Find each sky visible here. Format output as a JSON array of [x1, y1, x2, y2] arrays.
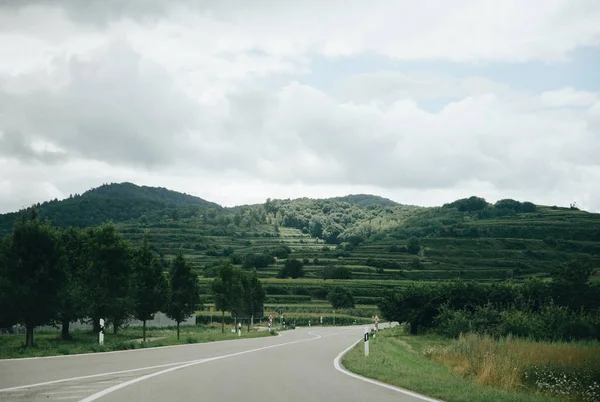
[[1, 0, 600, 212]]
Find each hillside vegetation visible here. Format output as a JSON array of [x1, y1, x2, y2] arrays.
[[1, 183, 599, 308], [0, 182, 220, 233]]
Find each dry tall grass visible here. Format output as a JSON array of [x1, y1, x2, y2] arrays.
[[422, 333, 600, 401]]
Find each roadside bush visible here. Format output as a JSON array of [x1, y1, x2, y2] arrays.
[[434, 306, 471, 338], [434, 304, 600, 342]]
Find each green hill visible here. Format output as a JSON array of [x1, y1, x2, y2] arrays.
[[1, 183, 599, 309], [0, 182, 220, 234]]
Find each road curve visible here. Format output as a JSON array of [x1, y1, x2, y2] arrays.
[[0, 325, 432, 402]]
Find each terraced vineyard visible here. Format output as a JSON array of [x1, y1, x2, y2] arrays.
[[2, 183, 599, 321], [114, 206, 600, 317]]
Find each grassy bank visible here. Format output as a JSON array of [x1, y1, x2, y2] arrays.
[[424, 333, 600, 401], [342, 326, 571, 402], [0, 324, 275, 359]]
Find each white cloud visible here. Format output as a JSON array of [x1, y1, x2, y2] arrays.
[[541, 87, 599, 107]]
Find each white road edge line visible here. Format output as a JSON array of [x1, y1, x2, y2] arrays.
[[80, 331, 323, 402], [333, 339, 443, 402]]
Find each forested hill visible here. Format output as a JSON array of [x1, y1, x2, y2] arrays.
[[0, 182, 221, 234]]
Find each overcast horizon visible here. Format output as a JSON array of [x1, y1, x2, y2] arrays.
[[1, 1, 600, 214]]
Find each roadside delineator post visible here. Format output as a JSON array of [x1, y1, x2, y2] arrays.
[[99, 318, 105, 345], [374, 315, 379, 338], [364, 326, 369, 357], [238, 322, 241, 337]]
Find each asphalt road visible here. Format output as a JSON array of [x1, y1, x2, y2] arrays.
[[0, 325, 436, 402]]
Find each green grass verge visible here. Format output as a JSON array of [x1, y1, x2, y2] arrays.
[[0, 324, 274, 359], [341, 326, 555, 402]]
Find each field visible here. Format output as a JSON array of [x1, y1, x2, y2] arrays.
[[342, 325, 600, 402], [0, 324, 274, 359]]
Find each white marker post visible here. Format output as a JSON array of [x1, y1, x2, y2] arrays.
[[238, 322, 241, 337], [374, 315, 379, 338], [364, 326, 369, 357], [99, 318, 105, 346]]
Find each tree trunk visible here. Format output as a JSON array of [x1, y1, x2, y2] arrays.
[[143, 320, 147, 342], [61, 319, 72, 340], [221, 310, 225, 333], [25, 324, 34, 347], [177, 321, 180, 340]]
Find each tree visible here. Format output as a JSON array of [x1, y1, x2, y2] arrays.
[[166, 251, 201, 340], [211, 262, 243, 333], [550, 259, 594, 311], [277, 258, 304, 279], [0, 234, 21, 332], [2, 207, 65, 347], [132, 233, 169, 342], [85, 223, 133, 336], [57, 227, 89, 340], [309, 219, 323, 238], [521, 201, 536, 213], [241, 269, 265, 331], [327, 287, 355, 309], [407, 237, 421, 255], [443, 196, 488, 212]]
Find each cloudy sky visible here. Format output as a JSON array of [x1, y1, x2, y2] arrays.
[[1, 0, 600, 213]]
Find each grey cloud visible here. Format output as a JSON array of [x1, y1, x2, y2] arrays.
[[0, 39, 199, 168], [0, 0, 253, 25], [0, 0, 174, 25], [0, 129, 67, 164]]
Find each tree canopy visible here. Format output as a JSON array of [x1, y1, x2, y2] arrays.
[[1, 207, 65, 346], [166, 251, 201, 340]]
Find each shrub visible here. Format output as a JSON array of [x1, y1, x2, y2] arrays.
[[277, 258, 304, 279], [323, 266, 352, 280], [434, 305, 471, 338], [407, 237, 421, 254], [327, 287, 355, 309], [311, 287, 329, 300]]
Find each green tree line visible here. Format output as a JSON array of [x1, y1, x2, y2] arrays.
[[378, 260, 600, 340], [0, 206, 266, 346]]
